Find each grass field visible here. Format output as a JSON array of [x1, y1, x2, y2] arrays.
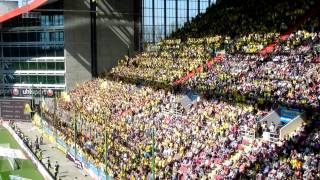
[[0, 126, 43, 180]]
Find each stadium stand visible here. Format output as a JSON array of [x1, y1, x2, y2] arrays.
[[171, 0, 320, 38], [38, 0, 320, 179], [183, 31, 320, 109]]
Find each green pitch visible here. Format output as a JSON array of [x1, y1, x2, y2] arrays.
[[0, 126, 44, 180]]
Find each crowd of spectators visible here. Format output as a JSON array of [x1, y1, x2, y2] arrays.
[[39, 3, 320, 177], [42, 76, 320, 179], [1, 0, 318, 179], [44, 81, 271, 178], [111, 30, 320, 109], [172, 0, 319, 38], [184, 31, 320, 109], [111, 33, 281, 87], [36, 24, 320, 178], [208, 119, 320, 179], [111, 38, 212, 86]]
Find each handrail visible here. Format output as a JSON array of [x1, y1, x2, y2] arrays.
[[240, 129, 256, 139], [259, 110, 277, 122], [279, 113, 305, 140]]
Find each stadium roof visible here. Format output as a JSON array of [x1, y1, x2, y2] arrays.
[[0, 0, 57, 23]]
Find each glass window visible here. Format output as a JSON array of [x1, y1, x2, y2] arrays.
[[20, 62, 29, 69], [55, 46, 64, 57], [47, 62, 56, 70], [3, 47, 16, 57], [142, 0, 211, 43], [20, 76, 29, 84], [41, 16, 46, 26], [38, 76, 47, 84], [38, 62, 47, 70], [29, 62, 38, 70], [190, 0, 199, 20], [20, 47, 29, 57], [56, 62, 65, 70], [6, 62, 20, 70], [59, 32, 64, 41], [50, 32, 56, 41], [28, 47, 37, 57], [144, 7, 152, 25], [56, 76, 65, 84], [47, 76, 56, 84], [30, 76, 38, 84], [5, 75, 19, 83], [19, 33, 28, 42], [28, 32, 38, 42], [37, 47, 47, 57], [4, 75, 66, 85], [144, 0, 152, 8], [59, 15, 64, 26]]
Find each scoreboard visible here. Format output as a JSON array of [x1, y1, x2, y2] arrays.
[[0, 99, 31, 121]]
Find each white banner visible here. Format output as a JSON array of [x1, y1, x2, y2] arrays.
[[263, 132, 270, 141], [9, 175, 32, 180], [0, 147, 27, 160]]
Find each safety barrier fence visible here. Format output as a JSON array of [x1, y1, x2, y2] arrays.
[[2, 121, 53, 180], [34, 120, 110, 180]]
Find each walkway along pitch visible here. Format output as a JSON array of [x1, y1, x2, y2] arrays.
[[15, 122, 92, 180]]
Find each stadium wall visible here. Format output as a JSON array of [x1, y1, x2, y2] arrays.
[[64, 0, 92, 91], [64, 0, 138, 90], [96, 0, 137, 74]]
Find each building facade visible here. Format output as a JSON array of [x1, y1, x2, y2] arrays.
[[0, 0, 64, 97], [142, 0, 215, 43], [0, 0, 214, 98]]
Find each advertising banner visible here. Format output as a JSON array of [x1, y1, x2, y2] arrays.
[[39, 125, 109, 180], [56, 138, 67, 153], [0, 147, 27, 160]]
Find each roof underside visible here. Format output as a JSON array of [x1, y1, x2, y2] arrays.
[[0, 0, 57, 23]]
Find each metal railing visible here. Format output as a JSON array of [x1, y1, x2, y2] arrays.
[[162, 105, 183, 121], [269, 132, 280, 143], [240, 128, 255, 139]]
